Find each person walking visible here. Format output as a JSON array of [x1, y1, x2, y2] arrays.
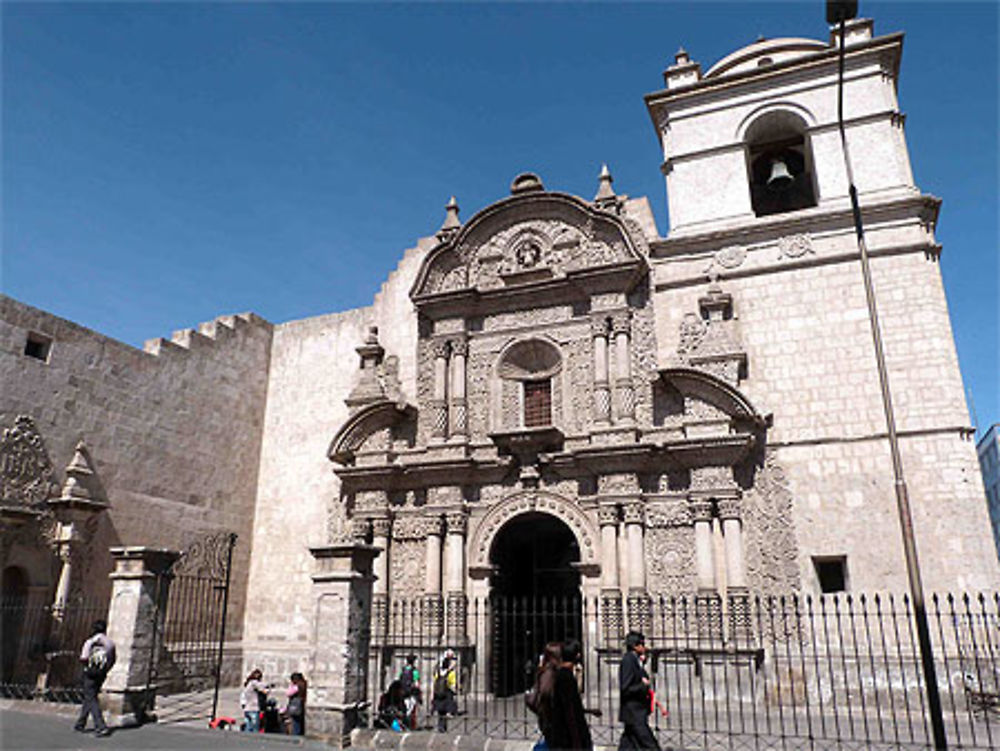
[[525, 642, 562, 749], [240, 669, 268, 732], [617, 631, 660, 751], [74, 619, 116, 737], [548, 639, 593, 751], [399, 653, 421, 730], [431, 650, 458, 732]]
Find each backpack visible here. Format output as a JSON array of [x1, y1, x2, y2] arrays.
[[399, 665, 415, 696], [433, 671, 450, 700], [85, 642, 109, 678]]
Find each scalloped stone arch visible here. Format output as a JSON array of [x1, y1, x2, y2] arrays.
[[468, 490, 599, 571]]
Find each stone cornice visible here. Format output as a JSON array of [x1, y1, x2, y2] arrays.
[[649, 193, 941, 259], [334, 431, 757, 492]]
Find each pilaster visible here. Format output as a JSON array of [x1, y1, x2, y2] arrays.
[[103, 547, 180, 726], [308, 544, 379, 747]]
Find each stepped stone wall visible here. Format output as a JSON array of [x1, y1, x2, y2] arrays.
[[0, 294, 273, 637]]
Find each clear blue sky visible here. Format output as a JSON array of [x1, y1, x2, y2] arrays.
[[3, 2, 997, 432]]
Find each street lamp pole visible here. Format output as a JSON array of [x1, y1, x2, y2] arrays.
[[827, 2, 947, 747]]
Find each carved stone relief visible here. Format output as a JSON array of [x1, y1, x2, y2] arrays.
[[0, 415, 59, 506], [742, 450, 801, 595], [646, 527, 696, 595], [389, 539, 425, 597]]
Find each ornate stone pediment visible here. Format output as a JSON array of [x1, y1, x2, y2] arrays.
[[411, 189, 648, 305], [0, 415, 59, 508], [327, 401, 417, 466]]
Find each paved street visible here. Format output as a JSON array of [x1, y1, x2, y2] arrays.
[[0, 706, 330, 750]]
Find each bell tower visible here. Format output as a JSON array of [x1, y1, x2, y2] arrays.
[[645, 18, 918, 235], [643, 18, 996, 594]]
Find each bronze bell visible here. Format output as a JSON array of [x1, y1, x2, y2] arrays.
[[767, 157, 794, 192]]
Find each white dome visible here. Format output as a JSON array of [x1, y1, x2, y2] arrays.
[[704, 37, 828, 78]]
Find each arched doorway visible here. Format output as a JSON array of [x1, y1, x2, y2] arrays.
[[2, 566, 29, 685], [489, 512, 582, 696]]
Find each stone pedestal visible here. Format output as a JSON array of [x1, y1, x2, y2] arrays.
[[308, 544, 380, 748], [102, 547, 180, 727]]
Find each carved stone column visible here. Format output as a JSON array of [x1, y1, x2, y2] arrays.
[[444, 509, 468, 644], [611, 311, 635, 423], [691, 499, 721, 641], [103, 547, 180, 726], [623, 501, 650, 634], [308, 544, 379, 747], [598, 504, 623, 645], [370, 516, 392, 644], [719, 496, 751, 640], [423, 516, 444, 641], [47, 441, 108, 614], [431, 339, 450, 441], [449, 337, 469, 441], [591, 316, 611, 425]]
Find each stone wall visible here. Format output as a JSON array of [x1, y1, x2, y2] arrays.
[[651, 233, 998, 593], [0, 295, 273, 638], [241, 238, 432, 677]]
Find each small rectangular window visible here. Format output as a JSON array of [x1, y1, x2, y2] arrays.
[[24, 332, 52, 362], [813, 556, 848, 593], [523, 380, 552, 427]]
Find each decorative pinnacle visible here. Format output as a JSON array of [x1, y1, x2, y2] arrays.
[[594, 163, 617, 202], [674, 47, 690, 65], [440, 196, 461, 232]]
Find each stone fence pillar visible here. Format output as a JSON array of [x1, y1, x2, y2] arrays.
[[309, 544, 380, 748], [103, 546, 180, 726]]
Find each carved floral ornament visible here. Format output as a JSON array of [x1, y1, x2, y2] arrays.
[[468, 490, 599, 570]]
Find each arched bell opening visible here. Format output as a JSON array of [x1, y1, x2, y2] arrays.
[[488, 512, 582, 696]]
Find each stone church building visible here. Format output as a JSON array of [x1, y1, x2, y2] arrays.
[[2, 17, 997, 684]]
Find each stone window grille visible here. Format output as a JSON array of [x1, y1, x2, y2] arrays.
[[24, 332, 52, 362], [523, 379, 552, 427]]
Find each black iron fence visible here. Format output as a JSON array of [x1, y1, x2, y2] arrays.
[[0, 594, 108, 702], [368, 593, 1000, 750]]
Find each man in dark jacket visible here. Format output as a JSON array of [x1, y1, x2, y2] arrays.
[[617, 631, 659, 751]]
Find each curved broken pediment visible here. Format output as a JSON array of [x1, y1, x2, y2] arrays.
[[411, 191, 648, 304], [327, 401, 417, 466], [657, 367, 768, 432]]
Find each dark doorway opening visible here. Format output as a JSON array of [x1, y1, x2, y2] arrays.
[[489, 512, 581, 696], [2, 566, 29, 685]]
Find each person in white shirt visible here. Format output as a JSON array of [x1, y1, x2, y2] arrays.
[[75, 619, 116, 737]]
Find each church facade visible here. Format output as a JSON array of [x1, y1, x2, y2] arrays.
[[2, 17, 996, 681]]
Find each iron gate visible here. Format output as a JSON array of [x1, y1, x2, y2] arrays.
[[148, 532, 236, 721]]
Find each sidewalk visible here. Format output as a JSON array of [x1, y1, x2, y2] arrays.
[[0, 703, 329, 750]]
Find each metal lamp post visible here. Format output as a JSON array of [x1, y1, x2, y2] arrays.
[[827, 1, 947, 747]]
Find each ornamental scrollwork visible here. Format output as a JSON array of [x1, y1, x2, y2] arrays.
[[172, 531, 236, 579]]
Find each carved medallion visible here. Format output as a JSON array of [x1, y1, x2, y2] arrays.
[[777, 233, 814, 260]]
